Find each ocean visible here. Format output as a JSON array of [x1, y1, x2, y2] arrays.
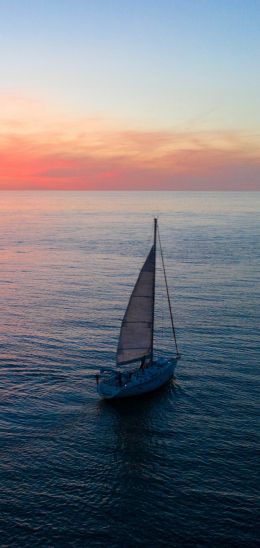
[[0, 191, 259, 547]]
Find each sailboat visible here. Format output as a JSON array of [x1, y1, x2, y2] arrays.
[[97, 218, 181, 399]]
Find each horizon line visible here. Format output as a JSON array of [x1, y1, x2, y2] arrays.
[[0, 189, 259, 193]]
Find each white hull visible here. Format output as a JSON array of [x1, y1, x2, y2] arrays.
[[97, 357, 178, 400]]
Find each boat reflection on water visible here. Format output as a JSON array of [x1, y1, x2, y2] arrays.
[[94, 379, 182, 544]]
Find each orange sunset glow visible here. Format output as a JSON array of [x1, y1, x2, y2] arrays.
[[1, 95, 259, 190]]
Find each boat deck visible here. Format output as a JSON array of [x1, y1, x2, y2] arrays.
[[97, 357, 178, 399]]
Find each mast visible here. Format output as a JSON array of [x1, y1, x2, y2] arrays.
[[151, 217, 157, 365], [158, 226, 180, 358]]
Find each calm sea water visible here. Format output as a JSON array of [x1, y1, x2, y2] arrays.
[[0, 191, 259, 547]]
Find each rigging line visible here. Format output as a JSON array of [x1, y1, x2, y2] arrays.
[[157, 226, 180, 357], [151, 218, 157, 365]]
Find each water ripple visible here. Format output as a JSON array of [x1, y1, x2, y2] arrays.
[[0, 192, 259, 547]]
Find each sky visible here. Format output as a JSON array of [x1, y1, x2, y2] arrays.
[[0, 0, 259, 190]]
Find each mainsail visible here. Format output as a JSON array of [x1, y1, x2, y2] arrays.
[[116, 245, 155, 366]]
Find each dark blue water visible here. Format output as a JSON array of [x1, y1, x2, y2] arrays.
[[0, 192, 259, 547]]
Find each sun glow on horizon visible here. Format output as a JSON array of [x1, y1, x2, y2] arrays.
[[0, 94, 259, 191]]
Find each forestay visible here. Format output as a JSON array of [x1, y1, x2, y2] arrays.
[[116, 245, 155, 366]]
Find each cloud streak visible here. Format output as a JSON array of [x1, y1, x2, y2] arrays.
[[0, 94, 259, 190]]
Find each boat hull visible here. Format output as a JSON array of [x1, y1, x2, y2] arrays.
[[97, 358, 177, 400]]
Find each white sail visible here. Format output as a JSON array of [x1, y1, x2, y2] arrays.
[[116, 245, 155, 366]]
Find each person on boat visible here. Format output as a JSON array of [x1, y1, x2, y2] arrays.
[[140, 356, 146, 371]]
